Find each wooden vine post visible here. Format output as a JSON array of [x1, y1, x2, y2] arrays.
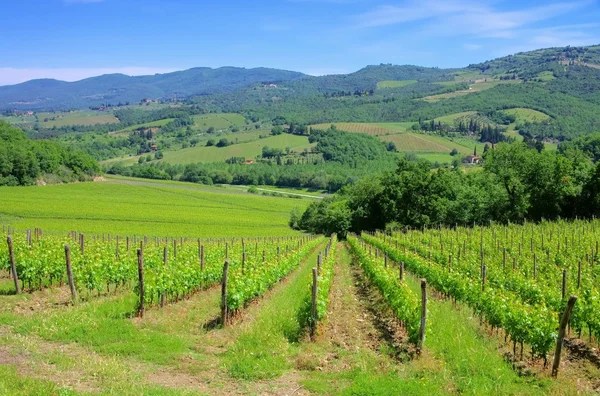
[[562, 270, 567, 299], [161, 247, 168, 307], [418, 279, 427, 353], [200, 244, 205, 271], [7, 236, 21, 294], [79, 233, 85, 255], [399, 261, 404, 281], [310, 267, 318, 339], [481, 265, 487, 291], [137, 248, 145, 318], [552, 295, 577, 378], [221, 260, 230, 327], [64, 244, 78, 303], [317, 252, 322, 274]]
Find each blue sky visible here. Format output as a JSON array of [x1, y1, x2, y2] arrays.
[[0, 0, 599, 85]]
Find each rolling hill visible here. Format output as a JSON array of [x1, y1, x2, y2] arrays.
[[0, 67, 306, 111]]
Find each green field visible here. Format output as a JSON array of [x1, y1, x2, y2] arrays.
[[0, 177, 309, 237], [104, 133, 312, 166], [192, 113, 246, 130], [376, 80, 417, 89], [109, 119, 174, 136], [504, 107, 551, 125], [422, 80, 521, 102], [0, 114, 36, 125], [38, 110, 119, 127], [310, 121, 484, 160], [372, 122, 414, 133], [379, 133, 482, 157], [433, 111, 477, 124], [311, 122, 398, 135]]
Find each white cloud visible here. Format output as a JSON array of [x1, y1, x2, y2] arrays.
[[354, 0, 593, 39], [301, 67, 351, 76], [0, 67, 179, 86], [463, 44, 483, 51]]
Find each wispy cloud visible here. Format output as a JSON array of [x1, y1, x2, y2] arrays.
[[463, 44, 482, 51], [301, 67, 351, 76], [0, 67, 179, 86], [354, 0, 593, 38]]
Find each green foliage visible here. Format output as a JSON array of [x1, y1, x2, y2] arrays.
[[298, 237, 337, 333], [0, 121, 99, 185], [348, 236, 420, 343], [364, 231, 557, 358], [226, 237, 323, 311], [299, 141, 597, 235], [216, 138, 231, 147]]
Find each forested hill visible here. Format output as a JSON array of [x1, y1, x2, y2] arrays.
[[0, 121, 99, 185], [4, 44, 600, 140], [0, 67, 306, 111], [188, 44, 600, 140]]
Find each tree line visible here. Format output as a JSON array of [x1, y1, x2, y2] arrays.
[[0, 122, 100, 186], [295, 141, 600, 237]]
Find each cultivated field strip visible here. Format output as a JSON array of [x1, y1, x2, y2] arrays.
[[361, 219, 600, 367], [0, 230, 320, 316]]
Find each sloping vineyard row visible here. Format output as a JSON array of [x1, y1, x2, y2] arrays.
[[367, 219, 600, 343], [362, 232, 558, 358], [348, 235, 421, 344], [0, 231, 317, 309]]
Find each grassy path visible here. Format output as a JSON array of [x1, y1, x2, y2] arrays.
[[297, 244, 447, 395], [401, 273, 557, 395], [321, 242, 591, 395], [224, 241, 327, 381]]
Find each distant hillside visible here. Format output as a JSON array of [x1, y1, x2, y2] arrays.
[[0, 67, 306, 111], [284, 64, 455, 94]]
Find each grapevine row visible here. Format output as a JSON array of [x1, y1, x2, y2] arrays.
[[348, 235, 421, 344]]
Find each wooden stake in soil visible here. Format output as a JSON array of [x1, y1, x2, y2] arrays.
[[161, 247, 167, 307], [399, 262, 404, 281], [137, 248, 145, 318], [562, 269, 567, 299], [552, 295, 577, 378], [79, 233, 85, 255], [317, 252, 322, 274], [221, 260, 230, 327], [418, 279, 427, 353], [7, 236, 21, 294], [481, 265, 487, 291], [64, 245, 78, 303], [310, 267, 318, 339], [200, 244, 205, 271]]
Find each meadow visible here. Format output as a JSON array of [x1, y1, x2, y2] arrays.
[[192, 113, 246, 131], [0, 177, 309, 237], [376, 79, 417, 89], [422, 79, 521, 102], [104, 133, 313, 166], [108, 119, 174, 136], [38, 111, 119, 127]]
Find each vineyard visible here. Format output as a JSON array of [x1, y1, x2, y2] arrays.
[[1, 221, 599, 394], [361, 219, 600, 368]]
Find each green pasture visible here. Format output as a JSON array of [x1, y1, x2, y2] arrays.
[[376, 80, 417, 89], [0, 177, 309, 237], [192, 113, 246, 131]]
